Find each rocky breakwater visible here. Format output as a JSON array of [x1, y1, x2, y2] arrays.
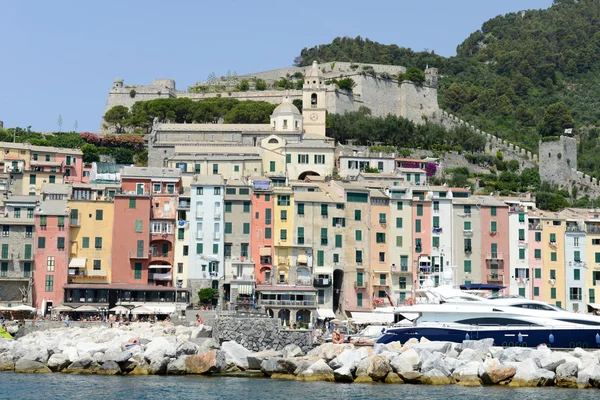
[[258, 338, 600, 389]]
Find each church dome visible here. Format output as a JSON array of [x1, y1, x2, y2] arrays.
[[114, 77, 123, 83], [272, 96, 300, 115], [304, 61, 322, 81]]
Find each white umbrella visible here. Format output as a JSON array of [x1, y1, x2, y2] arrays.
[[74, 305, 99, 312], [12, 305, 36, 312], [109, 305, 130, 314], [131, 306, 155, 315], [52, 305, 74, 312]]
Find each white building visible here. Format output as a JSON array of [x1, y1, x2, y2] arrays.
[[188, 175, 225, 300], [430, 187, 454, 287]]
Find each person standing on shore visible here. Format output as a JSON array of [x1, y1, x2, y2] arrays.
[[65, 314, 70, 328]]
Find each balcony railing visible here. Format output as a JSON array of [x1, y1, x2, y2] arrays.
[[566, 225, 584, 232], [258, 299, 316, 307], [313, 277, 332, 287], [151, 251, 169, 258], [488, 273, 504, 282], [70, 218, 80, 227], [129, 251, 149, 259], [149, 272, 172, 280], [485, 252, 504, 260], [391, 265, 410, 274], [68, 269, 86, 277], [225, 274, 255, 281], [354, 280, 368, 289], [296, 279, 313, 286], [87, 270, 107, 277]]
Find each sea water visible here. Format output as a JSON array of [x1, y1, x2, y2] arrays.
[[0, 373, 598, 400]]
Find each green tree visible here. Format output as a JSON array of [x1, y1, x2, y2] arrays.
[[81, 143, 100, 164], [255, 79, 267, 91], [540, 102, 575, 136], [198, 288, 216, 305], [103, 105, 130, 133], [113, 148, 134, 164], [135, 149, 148, 167], [237, 79, 250, 92]]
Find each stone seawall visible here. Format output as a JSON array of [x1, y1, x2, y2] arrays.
[[212, 317, 312, 353]]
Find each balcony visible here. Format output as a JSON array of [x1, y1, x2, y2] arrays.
[[313, 277, 332, 287], [517, 240, 528, 247], [87, 270, 107, 277], [432, 227, 443, 234], [391, 265, 411, 274], [566, 225, 584, 233], [258, 299, 316, 307], [68, 269, 86, 277], [372, 280, 390, 287], [69, 219, 80, 227], [354, 280, 369, 289], [485, 252, 504, 260], [214, 212, 221, 219], [149, 272, 172, 281], [529, 223, 542, 230], [129, 251, 149, 260], [177, 201, 191, 210], [488, 273, 504, 282], [225, 274, 255, 281], [549, 241, 558, 248], [463, 229, 473, 236], [296, 278, 313, 287]]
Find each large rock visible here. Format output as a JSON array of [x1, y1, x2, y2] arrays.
[[398, 370, 422, 383], [197, 338, 221, 354], [423, 368, 454, 385], [457, 348, 485, 363], [329, 347, 369, 371], [367, 354, 391, 381], [452, 361, 482, 386], [577, 363, 600, 388], [333, 366, 354, 383], [292, 356, 321, 375], [247, 350, 283, 370], [185, 350, 226, 375], [538, 368, 556, 386], [384, 372, 405, 384], [396, 347, 420, 369], [282, 344, 304, 358], [297, 359, 334, 382], [47, 353, 70, 372], [15, 359, 51, 374], [460, 338, 494, 353], [411, 342, 453, 355], [539, 352, 566, 372], [307, 343, 354, 361], [144, 337, 177, 363], [420, 352, 451, 377], [190, 325, 212, 339], [221, 341, 253, 370], [66, 356, 101, 374], [148, 356, 170, 375], [167, 357, 187, 375], [114, 351, 133, 364], [354, 355, 374, 383], [76, 342, 108, 355], [556, 361, 578, 388], [0, 353, 14, 371], [481, 364, 516, 384], [509, 358, 542, 387], [389, 355, 414, 374], [176, 342, 198, 357], [97, 360, 121, 375]]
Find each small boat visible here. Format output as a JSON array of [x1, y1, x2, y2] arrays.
[[0, 326, 13, 340]]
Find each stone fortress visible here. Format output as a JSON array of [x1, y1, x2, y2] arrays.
[[100, 60, 599, 197]]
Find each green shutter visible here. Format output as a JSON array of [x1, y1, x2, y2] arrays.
[[82, 237, 89, 248], [297, 203, 304, 215], [464, 260, 471, 272], [135, 220, 142, 232], [433, 216, 439, 228], [519, 248, 525, 260], [534, 249, 541, 259], [265, 228, 272, 239], [225, 202, 232, 213], [535, 232, 541, 242], [354, 210, 361, 221], [534, 287, 540, 296], [574, 269, 580, 280], [535, 268, 541, 279], [464, 221, 471, 230], [335, 235, 342, 248], [134, 262, 142, 279], [317, 250, 324, 266], [39, 237, 47, 249], [417, 204, 423, 216], [270, 161, 275, 172], [213, 244, 218, 254], [396, 218, 403, 228], [129, 198, 136, 208], [197, 243, 203, 254], [491, 206, 497, 216], [551, 252, 557, 262], [550, 233, 556, 242], [432, 236, 439, 248], [491, 221, 497, 232], [178, 228, 184, 240], [551, 288, 556, 299], [243, 223, 250, 234], [396, 236, 403, 247], [225, 223, 232, 234], [415, 219, 421, 232], [355, 230, 362, 241], [286, 154, 291, 163]]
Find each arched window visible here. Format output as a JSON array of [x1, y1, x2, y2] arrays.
[[268, 138, 279, 144], [311, 93, 317, 108]]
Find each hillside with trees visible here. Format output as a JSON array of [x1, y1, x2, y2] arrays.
[[295, 0, 600, 180]]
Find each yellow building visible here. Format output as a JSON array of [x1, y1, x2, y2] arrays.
[[68, 198, 115, 283], [584, 217, 600, 308], [273, 186, 294, 283], [541, 213, 566, 307]]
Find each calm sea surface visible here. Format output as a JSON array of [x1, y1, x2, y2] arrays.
[[0, 373, 598, 400]]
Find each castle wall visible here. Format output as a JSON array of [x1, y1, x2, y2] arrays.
[[398, 82, 439, 123], [538, 136, 577, 185]]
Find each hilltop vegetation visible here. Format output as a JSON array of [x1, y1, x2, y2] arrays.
[[295, 0, 600, 179]]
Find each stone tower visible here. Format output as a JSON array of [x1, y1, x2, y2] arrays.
[[302, 61, 327, 136], [538, 135, 577, 188], [113, 77, 124, 89]]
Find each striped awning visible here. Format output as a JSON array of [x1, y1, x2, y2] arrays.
[[259, 247, 271, 256], [237, 283, 253, 295], [297, 255, 308, 264], [69, 258, 87, 269]]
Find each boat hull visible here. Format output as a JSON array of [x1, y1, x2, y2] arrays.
[[376, 326, 600, 349]]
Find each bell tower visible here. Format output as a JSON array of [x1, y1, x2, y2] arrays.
[[302, 61, 327, 136]]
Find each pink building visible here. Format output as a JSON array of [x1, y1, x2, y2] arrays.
[[56, 151, 85, 184], [33, 200, 70, 314], [250, 178, 274, 284], [412, 197, 432, 288], [479, 199, 510, 286]]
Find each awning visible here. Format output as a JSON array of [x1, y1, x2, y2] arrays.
[[150, 306, 175, 314], [109, 305, 131, 314], [259, 247, 272, 256], [297, 255, 308, 264], [587, 303, 600, 311], [237, 283, 253, 295], [419, 257, 431, 263], [148, 265, 172, 270], [131, 306, 155, 315], [374, 270, 389, 274], [52, 305, 74, 312], [69, 258, 87, 269], [74, 305, 98, 312], [11, 305, 36, 312], [316, 308, 335, 319], [350, 311, 393, 324]]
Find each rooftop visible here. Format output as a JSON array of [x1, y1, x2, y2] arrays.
[[42, 183, 70, 195], [3, 195, 40, 205], [37, 199, 67, 215], [156, 123, 272, 132], [0, 141, 83, 155], [192, 175, 224, 186], [121, 166, 181, 179]]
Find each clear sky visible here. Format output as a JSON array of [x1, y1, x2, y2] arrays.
[[0, 0, 552, 133]]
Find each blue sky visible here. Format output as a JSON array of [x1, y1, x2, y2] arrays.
[[0, 0, 552, 133]]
